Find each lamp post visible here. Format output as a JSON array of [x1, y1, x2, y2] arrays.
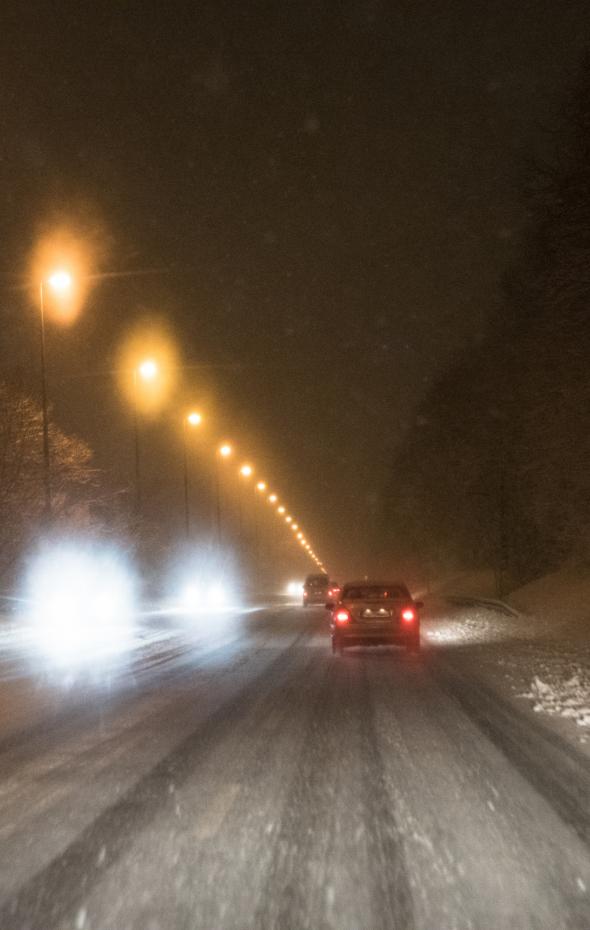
[[133, 358, 158, 519], [255, 481, 267, 578], [238, 464, 255, 587], [215, 443, 233, 544], [38, 270, 73, 520], [182, 411, 202, 538], [238, 464, 253, 543]]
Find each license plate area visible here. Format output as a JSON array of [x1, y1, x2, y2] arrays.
[[361, 608, 392, 619]]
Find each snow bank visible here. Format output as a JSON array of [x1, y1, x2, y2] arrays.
[[434, 562, 590, 740], [522, 672, 590, 729], [506, 562, 590, 634], [424, 603, 515, 645]]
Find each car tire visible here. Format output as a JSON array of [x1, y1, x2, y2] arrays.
[[407, 634, 421, 653]]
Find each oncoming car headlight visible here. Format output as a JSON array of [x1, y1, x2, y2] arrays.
[[286, 581, 303, 598], [21, 542, 137, 668], [179, 581, 230, 614]]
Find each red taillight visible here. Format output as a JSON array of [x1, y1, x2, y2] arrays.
[[401, 607, 416, 623], [335, 609, 351, 624]]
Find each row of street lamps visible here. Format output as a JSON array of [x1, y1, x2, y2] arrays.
[[36, 267, 326, 573], [177, 407, 326, 572]]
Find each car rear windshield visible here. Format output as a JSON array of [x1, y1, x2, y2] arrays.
[[305, 575, 329, 587], [342, 585, 410, 600]]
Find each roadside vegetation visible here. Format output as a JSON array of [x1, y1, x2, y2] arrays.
[[381, 58, 590, 595]]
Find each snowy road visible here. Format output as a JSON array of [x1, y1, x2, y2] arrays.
[[1, 604, 590, 930]]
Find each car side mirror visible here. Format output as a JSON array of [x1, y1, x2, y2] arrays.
[[325, 601, 335, 610], [415, 600, 424, 610]]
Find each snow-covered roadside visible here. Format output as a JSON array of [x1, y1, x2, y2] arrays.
[[423, 564, 590, 751], [523, 671, 590, 729], [507, 565, 590, 736]]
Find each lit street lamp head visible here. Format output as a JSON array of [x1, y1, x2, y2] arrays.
[[277, 505, 286, 514], [268, 494, 278, 504], [240, 464, 253, 478], [138, 358, 158, 381], [256, 481, 267, 492], [187, 411, 202, 426], [47, 269, 73, 293], [219, 443, 233, 458]]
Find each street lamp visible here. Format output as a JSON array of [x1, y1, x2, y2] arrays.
[[38, 269, 73, 519], [138, 358, 158, 381], [47, 270, 72, 293], [254, 482, 267, 583], [133, 357, 159, 518], [182, 411, 202, 538], [237, 464, 253, 540], [215, 443, 233, 543]]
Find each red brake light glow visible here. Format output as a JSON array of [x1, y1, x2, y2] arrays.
[[402, 607, 415, 623], [335, 609, 351, 624]]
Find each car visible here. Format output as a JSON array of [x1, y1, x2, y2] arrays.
[[302, 573, 330, 606], [328, 581, 423, 654], [326, 581, 341, 601]]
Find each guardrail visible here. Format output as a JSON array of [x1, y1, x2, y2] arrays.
[[444, 595, 520, 618]]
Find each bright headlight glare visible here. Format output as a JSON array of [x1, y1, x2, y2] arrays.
[[179, 580, 231, 614], [181, 583, 201, 611], [22, 543, 137, 667], [286, 581, 303, 597], [207, 584, 227, 608]]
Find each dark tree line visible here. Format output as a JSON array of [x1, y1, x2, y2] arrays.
[[380, 59, 590, 595]]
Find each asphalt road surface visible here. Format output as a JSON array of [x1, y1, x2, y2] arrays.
[[1, 604, 590, 930]]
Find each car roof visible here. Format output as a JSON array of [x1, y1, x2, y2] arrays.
[[342, 580, 409, 589]]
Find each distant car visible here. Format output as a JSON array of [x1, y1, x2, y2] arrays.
[[326, 581, 341, 601], [302, 573, 330, 606], [328, 581, 423, 654]]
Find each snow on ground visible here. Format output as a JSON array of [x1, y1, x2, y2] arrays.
[[424, 603, 513, 645], [523, 671, 590, 729], [0, 602, 299, 741], [425, 563, 590, 745], [506, 564, 590, 732]]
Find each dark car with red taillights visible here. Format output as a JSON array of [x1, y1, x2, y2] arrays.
[[328, 581, 422, 654], [302, 573, 330, 606]]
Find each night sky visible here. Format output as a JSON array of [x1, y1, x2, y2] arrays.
[[1, 1, 589, 576]]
